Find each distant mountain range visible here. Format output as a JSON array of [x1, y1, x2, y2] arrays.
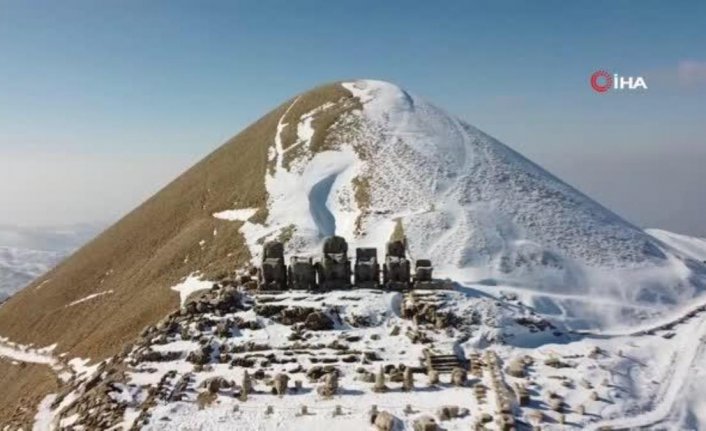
[[0, 247, 64, 301], [0, 224, 100, 300]]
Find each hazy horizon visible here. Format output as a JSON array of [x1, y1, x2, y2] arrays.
[[1, 1, 704, 236], [1, 124, 704, 239]]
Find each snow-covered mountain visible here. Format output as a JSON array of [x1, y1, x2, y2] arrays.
[[0, 224, 99, 301], [0, 247, 65, 301], [221, 79, 705, 329], [1, 79, 705, 430]]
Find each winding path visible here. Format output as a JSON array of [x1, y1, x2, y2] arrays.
[[585, 314, 706, 430]]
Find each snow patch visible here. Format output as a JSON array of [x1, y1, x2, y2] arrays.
[[212, 208, 257, 222], [68, 356, 99, 379], [32, 394, 57, 431], [0, 337, 56, 365], [237, 113, 365, 262], [170, 274, 211, 306], [65, 290, 113, 307], [35, 279, 51, 290]]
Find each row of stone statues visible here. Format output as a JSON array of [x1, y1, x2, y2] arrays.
[[258, 236, 435, 291]]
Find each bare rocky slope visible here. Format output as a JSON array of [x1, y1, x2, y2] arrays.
[[0, 83, 355, 425]]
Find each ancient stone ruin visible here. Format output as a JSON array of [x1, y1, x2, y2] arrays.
[[257, 236, 447, 291]]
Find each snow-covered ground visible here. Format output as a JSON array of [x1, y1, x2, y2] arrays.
[[648, 228, 706, 262], [26, 281, 706, 430]]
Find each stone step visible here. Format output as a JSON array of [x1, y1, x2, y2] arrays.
[[432, 364, 464, 372], [431, 362, 462, 367], [430, 359, 461, 365]]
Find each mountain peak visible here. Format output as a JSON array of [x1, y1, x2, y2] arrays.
[[2, 79, 701, 366], [2, 79, 706, 428], [215, 79, 701, 328]]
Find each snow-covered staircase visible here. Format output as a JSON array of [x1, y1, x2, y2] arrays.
[[423, 349, 466, 373]]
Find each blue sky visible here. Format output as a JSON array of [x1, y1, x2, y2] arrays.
[[0, 1, 705, 233]]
